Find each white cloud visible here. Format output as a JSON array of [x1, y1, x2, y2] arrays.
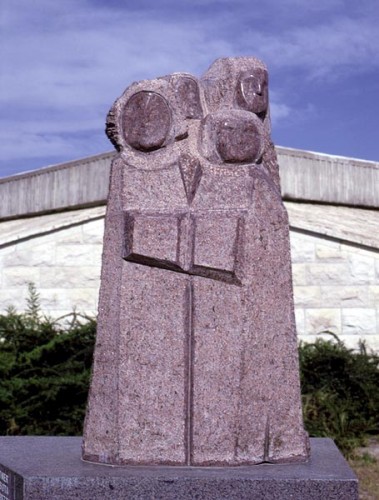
[[0, 1, 235, 167], [242, 16, 379, 79], [1, 5, 234, 109], [270, 102, 291, 124]]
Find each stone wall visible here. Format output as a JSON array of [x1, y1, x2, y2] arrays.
[[1, 207, 378, 351], [291, 231, 379, 350], [0, 215, 103, 318]]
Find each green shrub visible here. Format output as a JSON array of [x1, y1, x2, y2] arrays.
[[0, 284, 96, 435], [300, 333, 379, 455]]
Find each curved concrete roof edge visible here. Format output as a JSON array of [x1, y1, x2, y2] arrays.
[[0, 146, 378, 220]]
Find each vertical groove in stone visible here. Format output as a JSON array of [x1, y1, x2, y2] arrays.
[[185, 278, 194, 465], [263, 416, 270, 462], [115, 165, 124, 463]]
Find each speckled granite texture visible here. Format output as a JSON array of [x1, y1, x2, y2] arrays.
[[0, 437, 358, 499], [82, 57, 310, 466]]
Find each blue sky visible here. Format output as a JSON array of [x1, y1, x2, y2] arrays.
[[1, 0, 379, 177]]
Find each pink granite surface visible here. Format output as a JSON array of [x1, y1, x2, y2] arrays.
[[82, 57, 310, 466]]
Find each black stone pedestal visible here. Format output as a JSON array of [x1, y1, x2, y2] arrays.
[[0, 437, 358, 499]]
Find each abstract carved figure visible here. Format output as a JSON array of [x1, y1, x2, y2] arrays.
[[82, 57, 310, 466]]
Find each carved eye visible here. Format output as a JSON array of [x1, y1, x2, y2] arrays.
[[216, 114, 263, 164], [236, 68, 268, 115], [122, 91, 172, 152]]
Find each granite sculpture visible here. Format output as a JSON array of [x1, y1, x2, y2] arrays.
[[82, 57, 310, 466]]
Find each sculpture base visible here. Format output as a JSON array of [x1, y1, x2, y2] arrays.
[[0, 437, 358, 499]]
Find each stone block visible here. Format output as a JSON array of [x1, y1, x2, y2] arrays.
[[3, 241, 56, 267], [315, 241, 347, 260], [0, 437, 358, 500], [348, 253, 375, 285], [37, 289, 64, 310], [305, 308, 341, 335], [324, 333, 378, 351], [0, 247, 15, 269], [125, 213, 180, 265], [307, 263, 350, 285], [289, 232, 315, 262], [55, 244, 103, 266], [0, 289, 28, 312], [319, 285, 368, 307], [293, 286, 321, 307], [2, 267, 40, 288], [39, 266, 101, 288], [38, 288, 97, 312], [360, 332, 379, 350], [69, 289, 99, 311], [53, 225, 84, 244], [82, 219, 105, 244], [291, 263, 307, 286], [342, 308, 377, 335], [368, 285, 379, 306], [294, 308, 305, 336], [33, 267, 56, 288]]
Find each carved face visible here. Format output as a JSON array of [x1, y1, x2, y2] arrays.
[[122, 91, 172, 152], [236, 68, 268, 115]]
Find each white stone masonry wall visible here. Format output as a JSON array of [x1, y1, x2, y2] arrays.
[[0, 217, 378, 350], [0, 219, 104, 319], [291, 231, 379, 350]]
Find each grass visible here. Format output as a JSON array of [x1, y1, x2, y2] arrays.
[[349, 436, 379, 500]]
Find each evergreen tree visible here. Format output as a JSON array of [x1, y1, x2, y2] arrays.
[[0, 284, 96, 435]]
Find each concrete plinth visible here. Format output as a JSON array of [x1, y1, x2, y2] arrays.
[[0, 437, 357, 499]]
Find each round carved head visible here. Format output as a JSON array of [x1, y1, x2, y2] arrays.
[[200, 110, 264, 164], [122, 91, 172, 152], [106, 74, 204, 156]]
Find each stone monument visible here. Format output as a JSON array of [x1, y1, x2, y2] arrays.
[[0, 57, 359, 500], [82, 56, 310, 466]]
